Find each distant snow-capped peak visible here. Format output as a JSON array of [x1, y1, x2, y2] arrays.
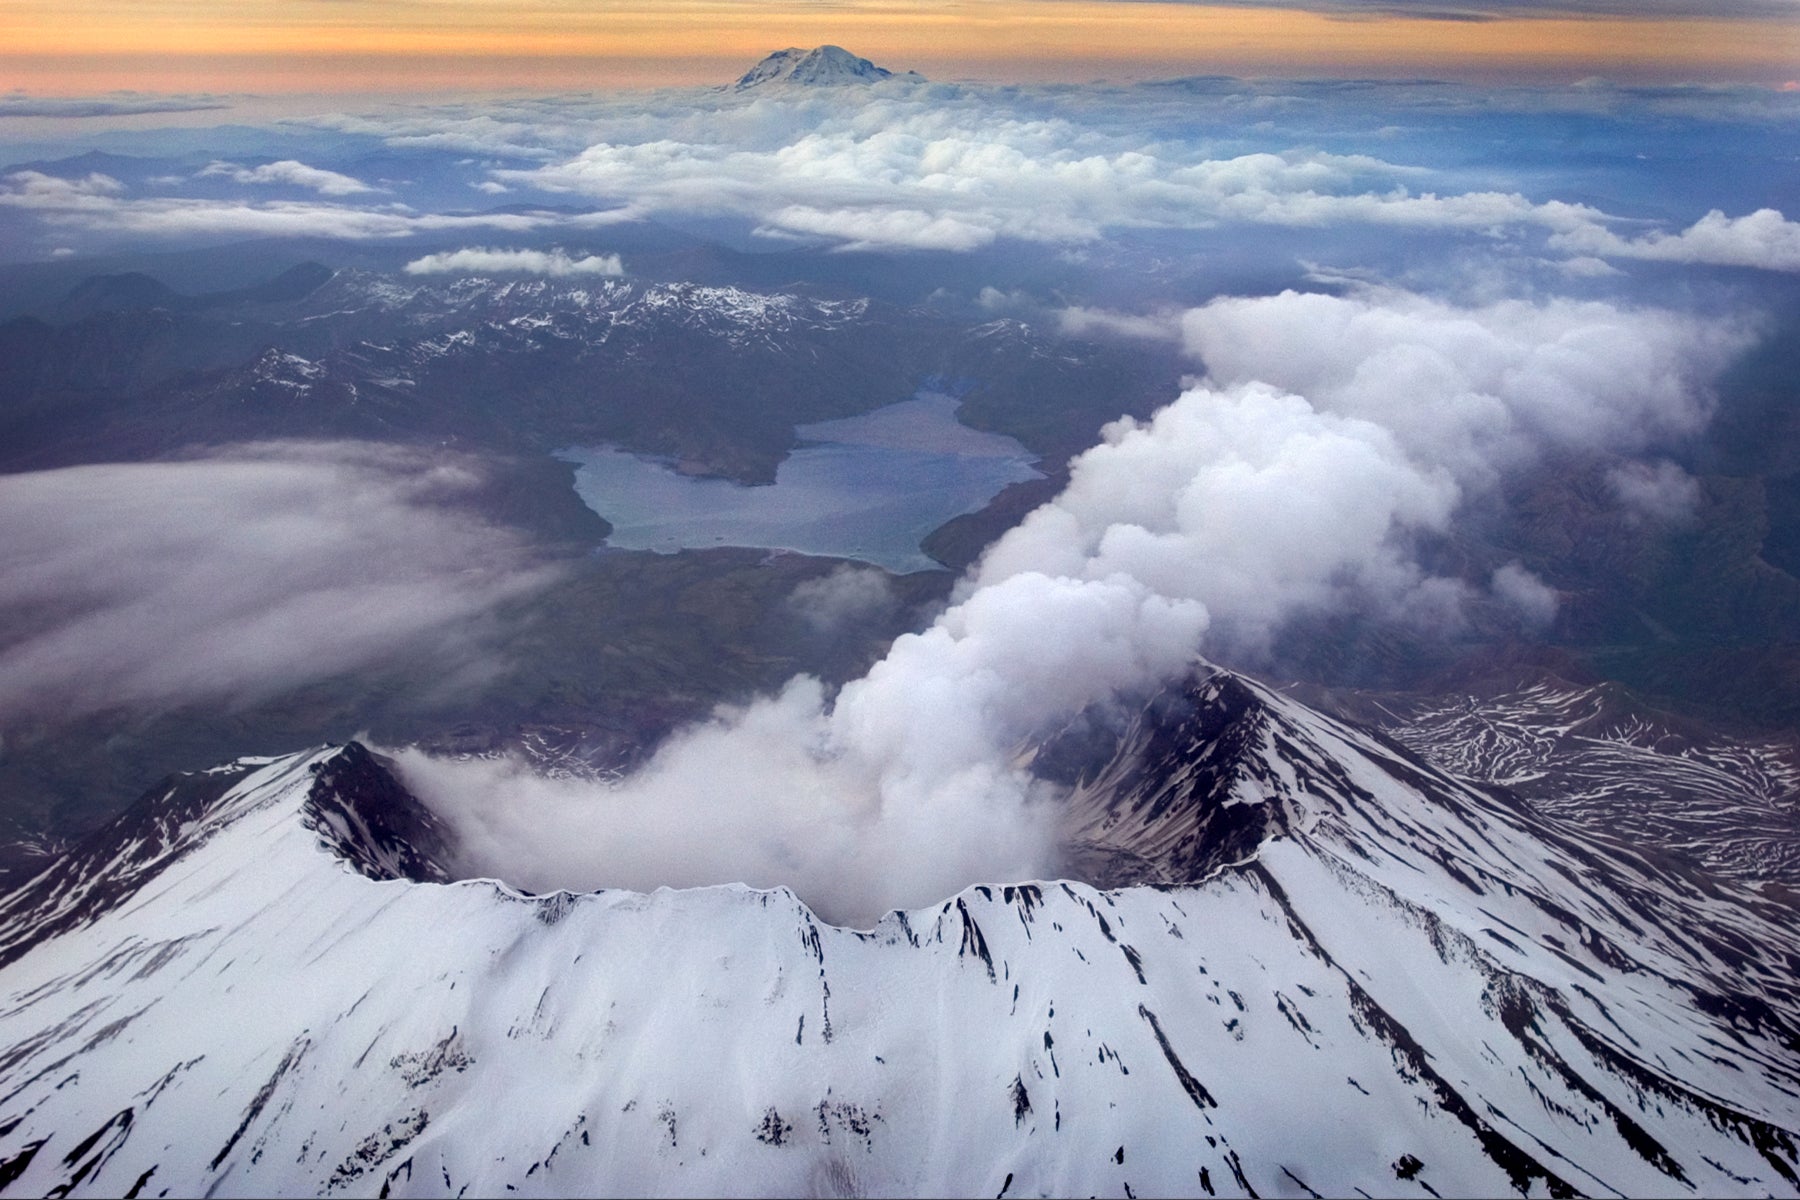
[[733, 45, 924, 90]]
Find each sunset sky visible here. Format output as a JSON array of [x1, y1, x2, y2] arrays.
[[4, 0, 1799, 94]]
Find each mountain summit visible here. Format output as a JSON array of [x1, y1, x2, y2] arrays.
[[733, 45, 923, 90], [0, 671, 1796, 1195]]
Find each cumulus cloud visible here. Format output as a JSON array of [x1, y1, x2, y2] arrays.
[[0, 443, 558, 723], [409, 287, 1746, 925], [402, 247, 624, 277], [199, 159, 377, 196], [1552, 207, 1800, 272], [1174, 289, 1741, 488]]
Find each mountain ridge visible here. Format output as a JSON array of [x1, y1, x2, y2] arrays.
[[0, 670, 1794, 1196]]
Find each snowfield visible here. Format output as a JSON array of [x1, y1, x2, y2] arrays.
[[0, 674, 1795, 1198]]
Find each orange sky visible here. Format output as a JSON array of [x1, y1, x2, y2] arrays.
[[3, 1, 1798, 93]]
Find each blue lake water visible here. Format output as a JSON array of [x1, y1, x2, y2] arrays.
[[560, 391, 1042, 573]]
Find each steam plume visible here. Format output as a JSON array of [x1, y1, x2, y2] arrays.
[[405, 288, 1748, 926]]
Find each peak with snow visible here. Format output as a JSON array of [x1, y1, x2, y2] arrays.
[[732, 45, 923, 90], [0, 670, 1796, 1196]]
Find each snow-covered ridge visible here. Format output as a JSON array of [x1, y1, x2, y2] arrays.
[[208, 272, 880, 404], [325, 271, 865, 325], [315, 272, 872, 361], [0, 675, 1795, 1197], [1377, 678, 1800, 888]]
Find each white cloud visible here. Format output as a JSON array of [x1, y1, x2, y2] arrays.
[[758, 204, 998, 252], [789, 565, 897, 633], [402, 247, 624, 276], [1554, 254, 1625, 278], [200, 159, 378, 196], [1174, 288, 1742, 488], [486, 91, 1611, 253], [11, 84, 1765, 270], [0, 171, 578, 240], [1491, 562, 1559, 627], [0, 171, 124, 209], [1609, 458, 1702, 522], [970, 382, 1458, 653], [0, 443, 558, 723], [975, 286, 1031, 311], [1552, 207, 1800, 272], [1058, 306, 1183, 342]]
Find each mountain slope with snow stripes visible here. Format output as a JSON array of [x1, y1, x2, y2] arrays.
[[0, 676, 1793, 1197]]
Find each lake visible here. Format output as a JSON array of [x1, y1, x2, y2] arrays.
[[560, 390, 1042, 573]]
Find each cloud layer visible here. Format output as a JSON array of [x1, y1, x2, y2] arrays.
[[0, 92, 228, 118], [0, 170, 581, 241], [508, 110, 1605, 252], [0, 443, 558, 723], [4, 80, 1792, 276]]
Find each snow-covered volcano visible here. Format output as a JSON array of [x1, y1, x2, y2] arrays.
[[0, 672, 1795, 1197], [732, 46, 924, 91]]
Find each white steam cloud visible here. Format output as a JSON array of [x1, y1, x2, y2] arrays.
[[407, 288, 1749, 927], [0, 443, 558, 723], [1492, 563, 1560, 628], [1609, 459, 1702, 522], [403, 247, 625, 277], [789, 565, 897, 633]]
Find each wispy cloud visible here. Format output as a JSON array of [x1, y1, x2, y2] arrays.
[[0, 91, 229, 119], [198, 158, 378, 196], [0, 169, 582, 240], [0, 443, 559, 723]]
